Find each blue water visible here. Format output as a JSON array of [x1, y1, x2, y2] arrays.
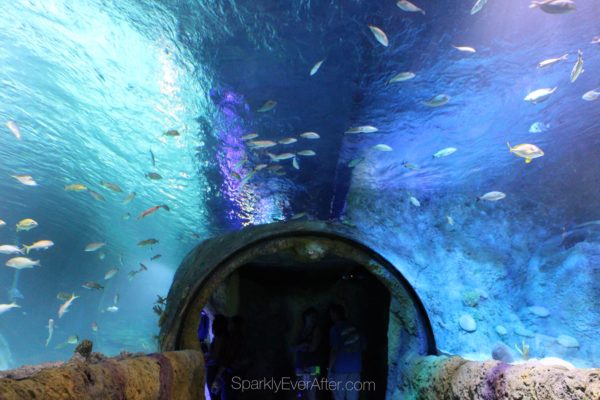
[[0, 0, 599, 369]]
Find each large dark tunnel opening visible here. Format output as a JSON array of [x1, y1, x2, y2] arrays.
[[159, 223, 437, 399], [205, 256, 390, 399]]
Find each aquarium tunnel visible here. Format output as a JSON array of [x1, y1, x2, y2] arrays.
[[0, 0, 599, 399]]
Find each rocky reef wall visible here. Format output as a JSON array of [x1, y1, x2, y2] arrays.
[[0, 350, 203, 400], [344, 187, 600, 367], [398, 356, 599, 400]]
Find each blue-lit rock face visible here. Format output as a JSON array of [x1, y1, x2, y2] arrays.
[[0, 0, 598, 372]]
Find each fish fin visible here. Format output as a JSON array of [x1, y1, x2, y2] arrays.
[[526, 158, 532, 164], [506, 142, 512, 151]]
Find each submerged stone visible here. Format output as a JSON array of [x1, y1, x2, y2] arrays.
[[495, 325, 508, 336], [557, 335, 580, 348], [459, 314, 477, 332], [514, 326, 535, 338], [528, 306, 550, 317]]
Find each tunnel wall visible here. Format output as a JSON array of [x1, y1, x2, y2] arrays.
[[159, 221, 437, 399], [159, 221, 435, 355], [0, 351, 597, 400]]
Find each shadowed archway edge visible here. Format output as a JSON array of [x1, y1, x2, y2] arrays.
[[159, 220, 437, 355]]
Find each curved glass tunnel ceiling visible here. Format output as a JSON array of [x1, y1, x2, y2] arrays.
[[0, 0, 598, 373]]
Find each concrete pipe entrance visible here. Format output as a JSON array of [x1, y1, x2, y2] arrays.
[[159, 221, 436, 399]]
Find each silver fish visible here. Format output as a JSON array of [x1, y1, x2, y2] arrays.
[[570, 50, 584, 83]]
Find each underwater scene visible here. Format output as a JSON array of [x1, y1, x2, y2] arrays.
[[0, 0, 598, 373]]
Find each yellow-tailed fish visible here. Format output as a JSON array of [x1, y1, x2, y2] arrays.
[[12, 175, 37, 186], [297, 150, 316, 156], [22, 240, 54, 254], [507, 142, 544, 163], [292, 157, 300, 170], [65, 184, 88, 192], [6, 257, 40, 269], [16, 218, 38, 232]]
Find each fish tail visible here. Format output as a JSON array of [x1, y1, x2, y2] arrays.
[[529, 2, 540, 8], [12, 302, 21, 308], [506, 142, 512, 152], [22, 245, 29, 254]]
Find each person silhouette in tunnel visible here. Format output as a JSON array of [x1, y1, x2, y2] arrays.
[[293, 307, 323, 400], [228, 315, 251, 400], [206, 314, 231, 400], [328, 304, 362, 400]]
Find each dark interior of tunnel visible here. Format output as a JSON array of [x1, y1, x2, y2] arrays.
[[206, 254, 390, 400]]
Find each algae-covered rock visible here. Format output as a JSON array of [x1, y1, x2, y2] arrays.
[[492, 343, 514, 363], [462, 290, 481, 307]]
